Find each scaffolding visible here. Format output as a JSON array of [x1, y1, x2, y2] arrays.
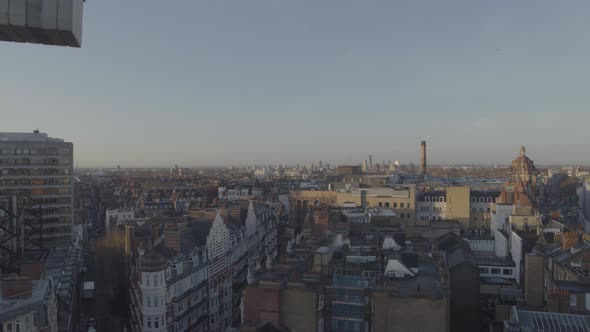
[[0, 195, 47, 272]]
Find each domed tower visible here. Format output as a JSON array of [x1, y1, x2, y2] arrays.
[[140, 252, 167, 331], [510, 146, 538, 200]]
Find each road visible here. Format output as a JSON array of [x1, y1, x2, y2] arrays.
[[80, 227, 127, 332]]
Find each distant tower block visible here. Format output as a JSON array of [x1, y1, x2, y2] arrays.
[[420, 140, 427, 175], [0, 0, 84, 47]]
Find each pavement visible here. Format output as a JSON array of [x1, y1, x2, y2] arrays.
[[80, 227, 127, 332]]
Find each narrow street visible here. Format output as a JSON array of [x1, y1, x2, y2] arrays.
[[80, 227, 127, 332]]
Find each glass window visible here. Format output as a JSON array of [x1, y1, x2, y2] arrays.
[[393, 202, 397, 208], [147, 318, 152, 328], [503, 269, 512, 276], [147, 296, 151, 308], [154, 275, 158, 287], [155, 318, 159, 328], [479, 267, 489, 274], [385, 202, 390, 208], [146, 275, 150, 287], [401, 203, 405, 208], [491, 268, 501, 275], [7, 323, 13, 332], [570, 294, 577, 306]]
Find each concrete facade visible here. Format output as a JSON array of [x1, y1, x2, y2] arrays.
[[445, 186, 471, 230], [0, 0, 83, 47], [372, 291, 448, 332]]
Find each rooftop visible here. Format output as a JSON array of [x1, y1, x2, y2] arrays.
[[507, 307, 590, 332], [0, 279, 52, 321], [0, 131, 65, 143]]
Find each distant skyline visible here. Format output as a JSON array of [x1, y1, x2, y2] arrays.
[[2, 1, 590, 167]]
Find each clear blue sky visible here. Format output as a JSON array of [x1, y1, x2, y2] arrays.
[[2, 0, 589, 167]]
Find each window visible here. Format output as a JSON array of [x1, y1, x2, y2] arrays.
[[472, 197, 476, 202], [178, 301, 184, 312], [491, 268, 501, 275], [479, 267, 489, 274], [378, 202, 383, 207], [147, 318, 152, 328], [25, 317, 31, 332], [426, 197, 431, 202], [154, 297, 158, 308], [407, 203, 411, 209], [385, 202, 390, 208], [147, 296, 152, 308], [401, 203, 405, 208], [479, 197, 484, 202], [503, 269, 512, 276], [155, 317, 159, 328], [154, 275, 158, 287], [487, 208, 491, 213], [7, 323, 13, 332], [570, 295, 577, 307], [146, 275, 151, 287], [393, 202, 397, 208], [472, 208, 477, 213], [161, 296, 164, 307]]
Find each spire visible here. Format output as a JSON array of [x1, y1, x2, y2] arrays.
[[520, 145, 526, 157], [213, 210, 224, 225]]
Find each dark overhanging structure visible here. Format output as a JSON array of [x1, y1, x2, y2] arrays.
[[0, 0, 84, 47]]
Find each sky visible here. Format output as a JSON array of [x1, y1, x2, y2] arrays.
[[1, 0, 590, 167]]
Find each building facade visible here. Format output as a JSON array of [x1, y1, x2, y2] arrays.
[[0, 131, 74, 250]]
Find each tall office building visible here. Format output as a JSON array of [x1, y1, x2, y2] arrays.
[[369, 154, 373, 169], [0, 131, 74, 250], [420, 141, 427, 176]]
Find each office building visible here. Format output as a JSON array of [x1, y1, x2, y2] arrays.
[[0, 131, 74, 250]]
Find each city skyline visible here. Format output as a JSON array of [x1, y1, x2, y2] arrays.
[[2, 1, 590, 166]]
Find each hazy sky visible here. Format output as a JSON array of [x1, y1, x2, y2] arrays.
[[2, 0, 589, 167]]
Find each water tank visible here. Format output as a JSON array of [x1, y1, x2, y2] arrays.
[[0, 0, 83, 47]]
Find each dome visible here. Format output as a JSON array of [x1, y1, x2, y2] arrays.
[[141, 252, 167, 272]]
